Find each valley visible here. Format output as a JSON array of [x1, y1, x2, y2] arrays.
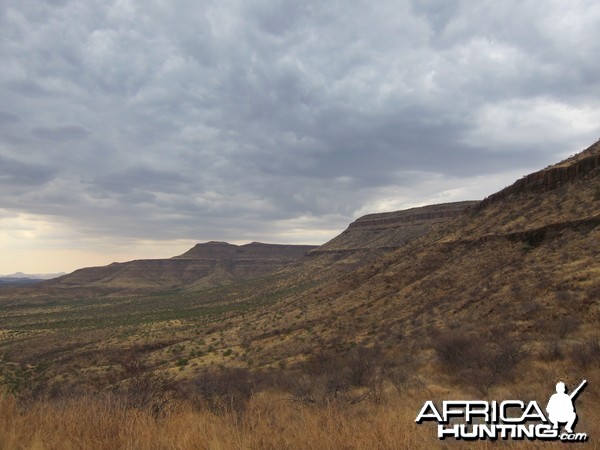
[[0, 140, 599, 449]]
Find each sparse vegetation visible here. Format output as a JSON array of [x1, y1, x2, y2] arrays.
[[571, 336, 600, 369], [0, 142, 598, 447], [433, 330, 528, 394]]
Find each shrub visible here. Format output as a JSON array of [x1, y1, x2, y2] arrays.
[[433, 330, 528, 394], [555, 316, 580, 339], [571, 337, 600, 369], [112, 352, 179, 417], [191, 368, 254, 416], [283, 346, 385, 406], [538, 340, 563, 362]]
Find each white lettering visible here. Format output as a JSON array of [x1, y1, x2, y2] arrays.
[[415, 401, 443, 423]]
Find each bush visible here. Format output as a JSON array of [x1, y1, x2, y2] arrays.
[[282, 346, 385, 406], [191, 368, 254, 416], [538, 340, 563, 362], [571, 337, 600, 369], [176, 358, 188, 367], [112, 352, 179, 417], [433, 330, 528, 394], [555, 316, 580, 339]]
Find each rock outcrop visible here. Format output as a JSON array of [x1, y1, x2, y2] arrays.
[[312, 201, 477, 254], [480, 140, 600, 208]]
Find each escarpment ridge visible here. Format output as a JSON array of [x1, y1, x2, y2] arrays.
[[1, 139, 599, 392], [480, 139, 600, 208], [311, 201, 477, 254]]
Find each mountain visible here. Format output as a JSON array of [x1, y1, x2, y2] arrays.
[[280, 201, 478, 283], [0, 139, 598, 398], [312, 201, 476, 253], [228, 139, 600, 366], [0, 272, 66, 287], [0, 277, 43, 287], [1, 272, 65, 280], [36, 202, 479, 295], [41, 241, 317, 294]]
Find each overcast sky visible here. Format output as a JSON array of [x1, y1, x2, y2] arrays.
[[1, 0, 599, 274]]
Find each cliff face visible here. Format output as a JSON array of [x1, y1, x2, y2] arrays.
[[44, 242, 317, 293], [349, 202, 476, 229], [312, 201, 477, 254], [480, 140, 600, 208], [278, 201, 479, 279]]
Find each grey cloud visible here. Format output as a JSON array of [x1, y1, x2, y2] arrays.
[[411, 0, 459, 34], [0, 155, 56, 188], [5, 79, 53, 98], [42, 0, 69, 6], [32, 125, 91, 142], [0, 111, 20, 127], [89, 166, 189, 196], [246, 0, 312, 36], [1, 0, 599, 246]]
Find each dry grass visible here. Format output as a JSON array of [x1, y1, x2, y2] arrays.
[[4, 386, 596, 450], [0, 391, 431, 450]]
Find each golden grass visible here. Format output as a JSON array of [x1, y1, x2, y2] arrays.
[[2, 387, 597, 450], [0, 393, 420, 450]]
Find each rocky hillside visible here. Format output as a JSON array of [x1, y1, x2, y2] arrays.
[[43, 241, 317, 293], [315, 201, 476, 252], [480, 139, 600, 208], [290, 201, 477, 278], [189, 139, 600, 373], [2, 140, 598, 390]]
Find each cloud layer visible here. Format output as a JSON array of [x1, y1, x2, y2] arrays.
[[1, 0, 599, 271]]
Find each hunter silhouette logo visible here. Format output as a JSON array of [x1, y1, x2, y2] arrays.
[[546, 380, 586, 434], [416, 380, 588, 442]]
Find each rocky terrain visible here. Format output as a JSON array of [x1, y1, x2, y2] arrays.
[[314, 201, 476, 252], [479, 139, 600, 208], [36, 201, 479, 295], [0, 139, 598, 415]]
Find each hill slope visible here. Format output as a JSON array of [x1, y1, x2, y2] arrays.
[[156, 139, 597, 374], [287, 201, 478, 281], [0, 140, 598, 395], [235, 139, 600, 366]]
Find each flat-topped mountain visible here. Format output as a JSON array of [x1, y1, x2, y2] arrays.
[[1, 139, 599, 407], [293, 201, 477, 277], [43, 241, 317, 293], [196, 139, 598, 379], [314, 201, 477, 253], [480, 139, 600, 208], [175, 241, 316, 260]]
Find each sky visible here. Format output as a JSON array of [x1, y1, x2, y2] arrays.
[[1, 0, 600, 275]]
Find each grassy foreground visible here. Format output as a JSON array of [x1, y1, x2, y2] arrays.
[[1, 385, 598, 450], [0, 392, 429, 450]]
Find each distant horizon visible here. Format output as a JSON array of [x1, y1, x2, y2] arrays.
[[0, 199, 474, 274], [2, 1, 599, 274], [0, 153, 593, 274], [0, 271, 66, 279], [1, 238, 326, 275]]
